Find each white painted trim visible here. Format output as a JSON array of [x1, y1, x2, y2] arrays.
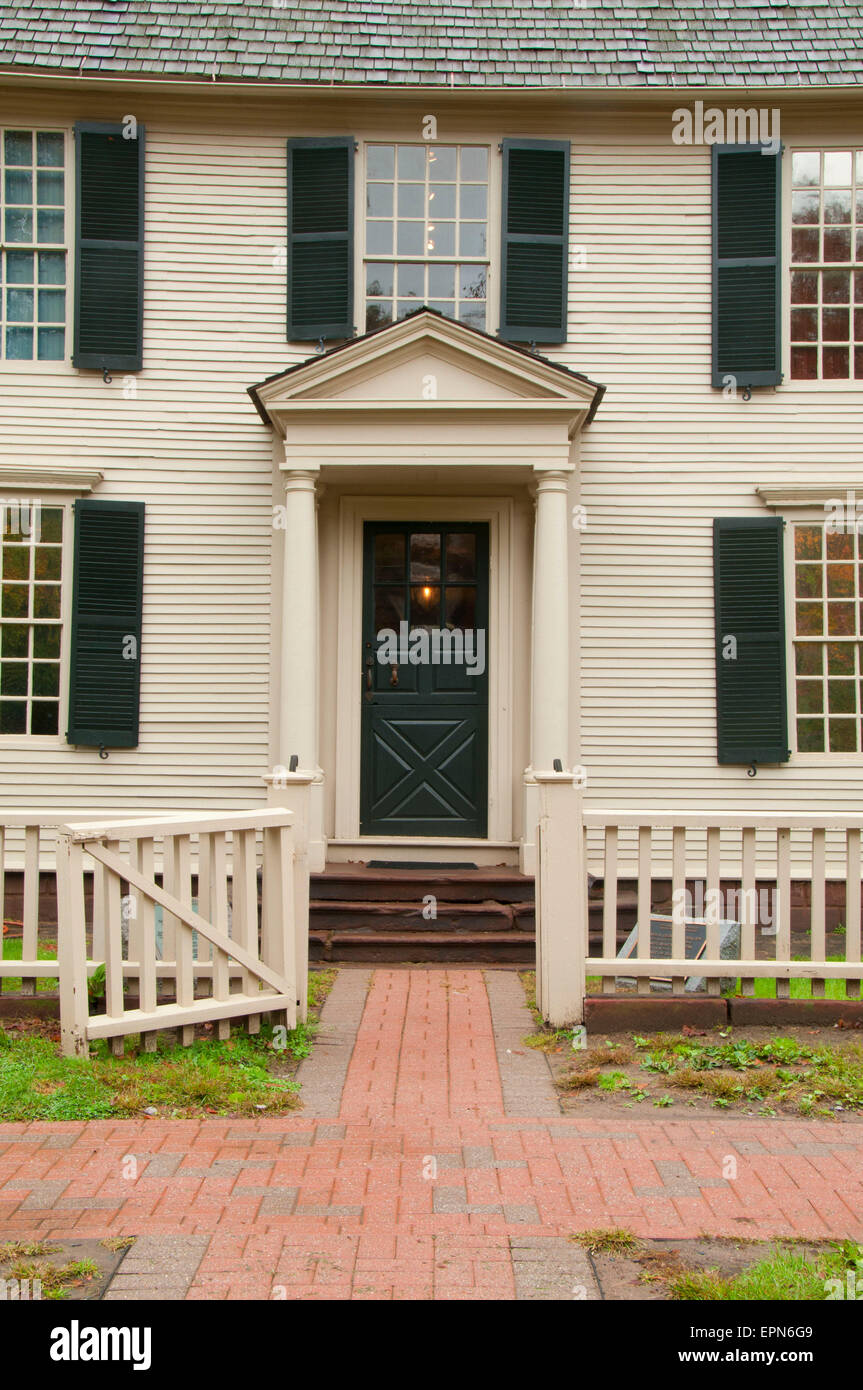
[[758, 484, 860, 509], [333, 493, 514, 843], [0, 464, 102, 492]]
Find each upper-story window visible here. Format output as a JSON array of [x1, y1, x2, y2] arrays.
[[790, 149, 863, 381], [1, 129, 67, 362], [363, 143, 489, 334]]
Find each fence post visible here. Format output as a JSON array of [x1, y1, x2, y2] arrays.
[[56, 830, 90, 1058], [264, 771, 313, 1023], [535, 771, 586, 1028]]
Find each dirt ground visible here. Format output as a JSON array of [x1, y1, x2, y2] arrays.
[[537, 1020, 863, 1122]]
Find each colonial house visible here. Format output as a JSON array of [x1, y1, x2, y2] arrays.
[[2, 2, 863, 969]]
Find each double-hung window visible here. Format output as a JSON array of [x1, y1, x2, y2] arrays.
[[792, 520, 863, 752], [363, 143, 490, 333], [0, 129, 67, 362], [0, 502, 64, 735], [790, 149, 863, 381]]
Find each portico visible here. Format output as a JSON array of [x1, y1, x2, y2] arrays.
[[248, 309, 603, 874]]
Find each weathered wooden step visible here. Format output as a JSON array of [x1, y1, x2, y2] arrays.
[[319, 932, 536, 964], [310, 866, 534, 903], [310, 900, 517, 931]]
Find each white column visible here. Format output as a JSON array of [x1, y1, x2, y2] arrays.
[[273, 468, 326, 871], [531, 468, 570, 771], [521, 468, 571, 876], [279, 469, 319, 770]]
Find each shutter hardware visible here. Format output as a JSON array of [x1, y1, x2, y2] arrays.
[[747, 760, 757, 778], [102, 369, 113, 384], [98, 744, 109, 760]]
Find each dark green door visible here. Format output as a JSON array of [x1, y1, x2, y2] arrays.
[[360, 522, 489, 836]]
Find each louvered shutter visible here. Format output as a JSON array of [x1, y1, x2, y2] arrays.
[[73, 122, 144, 371], [287, 137, 354, 340], [499, 139, 569, 344], [712, 145, 782, 389], [713, 517, 789, 765], [67, 500, 145, 749]]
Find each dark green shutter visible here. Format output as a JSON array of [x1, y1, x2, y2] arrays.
[[67, 500, 144, 749], [499, 139, 569, 344], [287, 137, 354, 340], [712, 145, 781, 389], [73, 122, 144, 371], [714, 517, 789, 766]]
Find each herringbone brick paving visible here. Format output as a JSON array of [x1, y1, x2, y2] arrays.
[[1, 969, 862, 1299]]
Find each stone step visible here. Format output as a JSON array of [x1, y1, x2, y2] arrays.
[[310, 900, 528, 931], [310, 865, 534, 903], [311, 931, 536, 964]]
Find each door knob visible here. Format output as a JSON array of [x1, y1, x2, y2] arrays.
[[390, 664, 399, 687]]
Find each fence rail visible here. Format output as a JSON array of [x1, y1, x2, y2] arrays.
[[535, 782, 863, 1025]]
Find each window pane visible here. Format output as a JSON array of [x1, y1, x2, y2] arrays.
[[33, 625, 60, 659], [397, 146, 425, 180], [445, 586, 476, 629], [397, 221, 424, 255], [791, 345, 817, 379], [826, 530, 854, 559], [5, 208, 33, 242], [367, 182, 393, 217], [0, 700, 27, 734], [796, 601, 823, 635], [828, 680, 855, 713], [796, 643, 823, 675], [446, 533, 476, 582], [824, 228, 852, 262], [829, 718, 857, 751], [429, 264, 454, 298], [37, 327, 64, 360], [827, 641, 855, 674], [33, 585, 60, 619], [824, 151, 852, 185], [366, 262, 393, 297], [427, 222, 454, 256], [37, 289, 64, 323], [428, 183, 455, 218], [367, 222, 393, 255], [37, 251, 65, 285], [5, 168, 32, 203], [34, 546, 61, 580], [396, 263, 424, 298], [374, 586, 405, 631], [796, 680, 823, 714], [460, 184, 487, 220], [791, 307, 817, 341], [410, 584, 440, 627], [397, 183, 423, 217], [459, 302, 486, 330], [30, 701, 58, 735], [367, 145, 394, 179], [36, 170, 63, 205], [428, 147, 457, 180], [797, 717, 825, 751], [791, 270, 818, 304], [38, 508, 63, 543], [1, 584, 29, 618], [32, 662, 59, 697], [0, 663, 28, 696], [4, 130, 32, 165], [822, 345, 849, 378], [410, 533, 441, 582], [824, 189, 852, 224], [6, 251, 33, 284], [0, 625, 29, 658], [366, 302, 392, 331], [791, 228, 819, 263], [460, 147, 488, 181], [36, 132, 63, 167], [792, 151, 820, 186], [823, 270, 850, 303], [796, 563, 822, 597], [374, 534, 405, 583], [2, 547, 29, 581], [37, 209, 64, 243], [459, 223, 486, 257]]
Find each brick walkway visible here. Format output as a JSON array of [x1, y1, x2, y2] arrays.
[[1, 968, 863, 1300]]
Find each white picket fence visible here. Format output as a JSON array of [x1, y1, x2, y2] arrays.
[[535, 776, 863, 1025], [0, 815, 59, 995]]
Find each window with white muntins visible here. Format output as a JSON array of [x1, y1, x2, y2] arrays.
[[0, 503, 64, 735], [1, 129, 67, 362], [793, 521, 863, 753], [363, 143, 489, 334], [790, 149, 863, 381]]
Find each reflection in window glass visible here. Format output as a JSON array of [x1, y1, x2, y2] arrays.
[[793, 522, 863, 752], [0, 503, 63, 735]]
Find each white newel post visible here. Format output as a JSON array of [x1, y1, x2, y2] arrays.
[[535, 772, 586, 1027], [275, 466, 325, 872], [522, 468, 571, 875], [263, 770, 312, 1021]]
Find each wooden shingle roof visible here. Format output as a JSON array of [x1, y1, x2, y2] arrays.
[[0, 1, 861, 88]]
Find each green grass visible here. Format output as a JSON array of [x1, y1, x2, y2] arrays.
[[1, 937, 58, 992], [5, 1256, 100, 1300], [0, 1015, 321, 1121], [724, 955, 860, 1001], [668, 1241, 863, 1301], [570, 1227, 641, 1256]]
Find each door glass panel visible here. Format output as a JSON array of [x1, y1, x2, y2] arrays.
[[445, 586, 476, 629], [410, 584, 440, 628], [445, 533, 476, 582], [374, 587, 405, 631], [409, 532, 440, 581], [374, 533, 405, 583]]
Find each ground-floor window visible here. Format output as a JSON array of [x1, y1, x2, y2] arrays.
[[0, 499, 64, 735], [793, 519, 862, 752]]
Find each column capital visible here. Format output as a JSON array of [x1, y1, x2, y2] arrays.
[[281, 467, 320, 496], [532, 467, 572, 493]]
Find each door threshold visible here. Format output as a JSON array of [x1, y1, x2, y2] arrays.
[[327, 837, 519, 867]]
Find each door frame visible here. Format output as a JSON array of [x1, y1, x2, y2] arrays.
[[334, 494, 514, 842]]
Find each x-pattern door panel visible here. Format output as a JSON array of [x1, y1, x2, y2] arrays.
[[360, 522, 489, 836]]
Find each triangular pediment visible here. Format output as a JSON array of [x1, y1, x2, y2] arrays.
[[249, 309, 603, 428]]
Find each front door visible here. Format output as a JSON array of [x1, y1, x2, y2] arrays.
[[360, 522, 489, 836]]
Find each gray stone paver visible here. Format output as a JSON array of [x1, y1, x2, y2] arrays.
[[511, 1236, 600, 1301], [294, 969, 371, 1117], [484, 970, 561, 1117], [103, 1234, 209, 1302]]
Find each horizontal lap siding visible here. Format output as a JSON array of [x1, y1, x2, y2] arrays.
[[0, 106, 312, 817]]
